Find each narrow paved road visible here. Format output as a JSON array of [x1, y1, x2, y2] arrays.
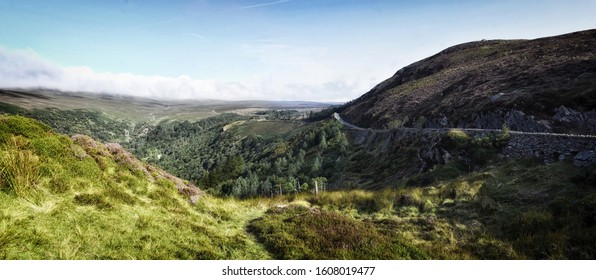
[[333, 113, 596, 139]]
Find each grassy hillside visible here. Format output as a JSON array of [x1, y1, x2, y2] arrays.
[[1, 114, 594, 259], [0, 115, 271, 259], [246, 159, 595, 259], [1, 49, 594, 259], [341, 29, 596, 133], [0, 114, 437, 260]]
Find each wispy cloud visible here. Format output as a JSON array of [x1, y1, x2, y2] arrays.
[[241, 0, 291, 10], [123, 0, 292, 32], [182, 32, 207, 40]]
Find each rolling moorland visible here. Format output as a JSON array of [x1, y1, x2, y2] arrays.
[[1, 30, 595, 259]]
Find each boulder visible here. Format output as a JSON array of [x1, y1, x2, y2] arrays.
[[573, 150, 596, 166], [553, 105, 584, 123], [505, 110, 549, 132]]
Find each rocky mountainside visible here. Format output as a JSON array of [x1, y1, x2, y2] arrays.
[[341, 29, 596, 134]]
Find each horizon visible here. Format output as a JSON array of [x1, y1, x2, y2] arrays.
[[1, 0, 595, 102], [0, 87, 343, 104]]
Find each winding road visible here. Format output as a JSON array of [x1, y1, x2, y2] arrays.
[[333, 113, 596, 139]]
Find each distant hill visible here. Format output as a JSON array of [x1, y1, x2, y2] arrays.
[[341, 29, 596, 134], [0, 88, 336, 123]]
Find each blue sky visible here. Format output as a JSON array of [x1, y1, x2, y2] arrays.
[[0, 0, 595, 101]]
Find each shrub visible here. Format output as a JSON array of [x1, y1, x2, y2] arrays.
[[495, 123, 511, 146], [105, 143, 149, 177], [447, 129, 470, 146]]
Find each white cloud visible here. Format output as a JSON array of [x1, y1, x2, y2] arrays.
[[0, 46, 375, 102], [0, 47, 63, 81]]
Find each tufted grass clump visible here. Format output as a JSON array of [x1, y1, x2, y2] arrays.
[[0, 136, 42, 199], [249, 206, 429, 259]]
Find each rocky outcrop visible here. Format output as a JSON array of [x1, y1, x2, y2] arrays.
[[554, 105, 585, 123], [503, 133, 596, 166], [553, 106, 596, 133], [573, 150, 596, 166], [424, 106, 596, 134], [424, 110, 551, 132], [337, 114, 596, 168]]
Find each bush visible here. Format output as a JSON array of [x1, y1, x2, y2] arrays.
[[447, 129, 470, 147]]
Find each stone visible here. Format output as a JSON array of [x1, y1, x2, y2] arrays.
[[537, 120, 553, 130], [439, 116, 449, 127], [490, 92, 505, 102], [473, 111, 503, 129], [573, 150, 596, 166], [442, 149, 452, 164], [553, 105, 584, 123], [505, 110, 549, 132]]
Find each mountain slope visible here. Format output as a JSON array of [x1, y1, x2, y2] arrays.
[[341, 29, 596, 133], [0, 115, 271, 259], [0, 115, 436, 260]]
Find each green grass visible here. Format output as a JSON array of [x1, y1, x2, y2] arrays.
[[1, 114, 594, 260], [249, 205, 429, 259], [0, 115, 271, 259], [0, 141, 42, 199], [260, 159, 594, 260], [0, 193, 272, 259], [231, 120, 309, 140]]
